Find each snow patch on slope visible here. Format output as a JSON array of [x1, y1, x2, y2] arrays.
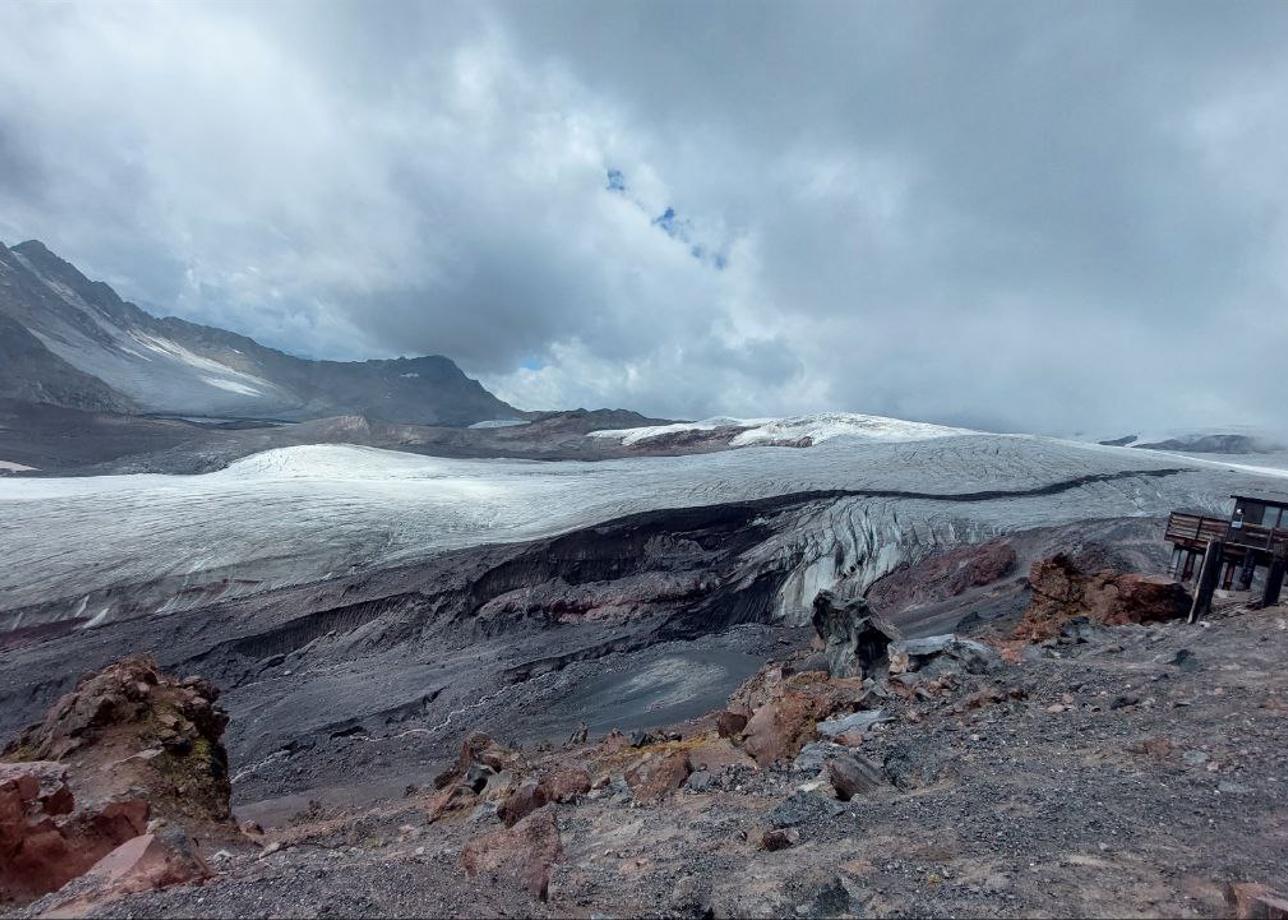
[[130, 333, 272, 397]]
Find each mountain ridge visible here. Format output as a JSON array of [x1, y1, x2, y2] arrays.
[[0, 239, 519, 426]]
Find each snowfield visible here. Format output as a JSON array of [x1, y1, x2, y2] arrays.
[[589, 412, 973, 446], [3, 423, 1288, 631]]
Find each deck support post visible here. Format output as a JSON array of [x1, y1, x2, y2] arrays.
[[1189, 539, 1225, 623], [1262, 550, 1287, 608]]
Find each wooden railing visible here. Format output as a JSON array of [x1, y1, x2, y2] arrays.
[[1165, 512, 1230, 547], [1166, 511, 1288, 554]]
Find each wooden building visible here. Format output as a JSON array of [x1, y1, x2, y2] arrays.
[[1165, 494, 1288, 613]]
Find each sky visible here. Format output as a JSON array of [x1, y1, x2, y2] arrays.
[[1, 1, 1287, 436]]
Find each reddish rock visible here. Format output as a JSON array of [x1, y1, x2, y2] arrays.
[[715, 710, 749, 739], [537, 766, 591, 804], [498, 780, 548, 827], [427, 733, 530, 824], [461, 807, 562, 901], [625, 750, 692, 802], [0, 762, 148, 904], [434, 733, 523, 790], [2, 656, 232, 831], [36, 828, 210, 918], [1016, 554, 1191, 641], [738, 672, 867, 768], [1226, 882, 1288, 919]]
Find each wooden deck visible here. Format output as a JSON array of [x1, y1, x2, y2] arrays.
[[1166, 511, 1288, 557]]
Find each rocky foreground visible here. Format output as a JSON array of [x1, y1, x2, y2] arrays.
[[3, 563, 1288, 919]]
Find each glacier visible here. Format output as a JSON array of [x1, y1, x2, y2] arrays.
[[3, 421, 1287, 633]]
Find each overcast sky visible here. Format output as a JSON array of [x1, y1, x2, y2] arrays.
[[2, 1, 1287, 435]]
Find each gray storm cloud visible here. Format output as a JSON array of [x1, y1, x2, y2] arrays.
[[0, 0, 1286, 436]]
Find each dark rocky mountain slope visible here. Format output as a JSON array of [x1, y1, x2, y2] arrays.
[[0, 240, 517, 425]]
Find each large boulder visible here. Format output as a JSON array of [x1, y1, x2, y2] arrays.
[[32, 828, 210, 918], [739, 672, 868, 768], [461, 806, 562, 901], [2, 656, 232, 833], [1016, 554, 1191, 641], [811, 591, 898, 679], [433, 732, 524, 790], [825, 753, 888, 801], [625, 749, 692, 802], [0, 762, 148, 904], [497, 780, 548, 827], [888, 635, 1000, 677]]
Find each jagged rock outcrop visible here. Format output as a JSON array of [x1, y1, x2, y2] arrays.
[[810, 590, 899, 679], [2, 656, 232, 833], [825, 752, 889, 801], [427, 733, 530, 824], [0, 657, 234, 906], [1015, 554, 1192, 640], [732, 668, 869, 768]]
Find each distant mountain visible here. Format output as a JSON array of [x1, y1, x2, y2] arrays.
[[0, 240, 519, 426], [1095, 430, 1286, 454]]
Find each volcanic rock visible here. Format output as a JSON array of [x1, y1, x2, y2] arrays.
[[34, 828, 211, 917], [1225, 882, 1288, 920], [825, 752, 888, 801], [1, 656, 231, 832], [811, 590, 898, 679], [625, 749, 692, 802], [434, 733, 524, 790], [0, 761, 148, 904], [461, 806, 563, 901], [537, 765, 591, 804], [497, 780, 548, 827], [688, 737, 755, 774], [738, 671, 868, 768], [715, 709, 749, 739], [815, 709, 889, 740], [1016, 554, 1192, 640], [758, 827, 799, 851], [888, 634, 1000, 677], [866, 539, 1018, 611]]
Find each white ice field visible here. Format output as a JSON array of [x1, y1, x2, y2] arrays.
[[3, 416, 1286, 632]]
